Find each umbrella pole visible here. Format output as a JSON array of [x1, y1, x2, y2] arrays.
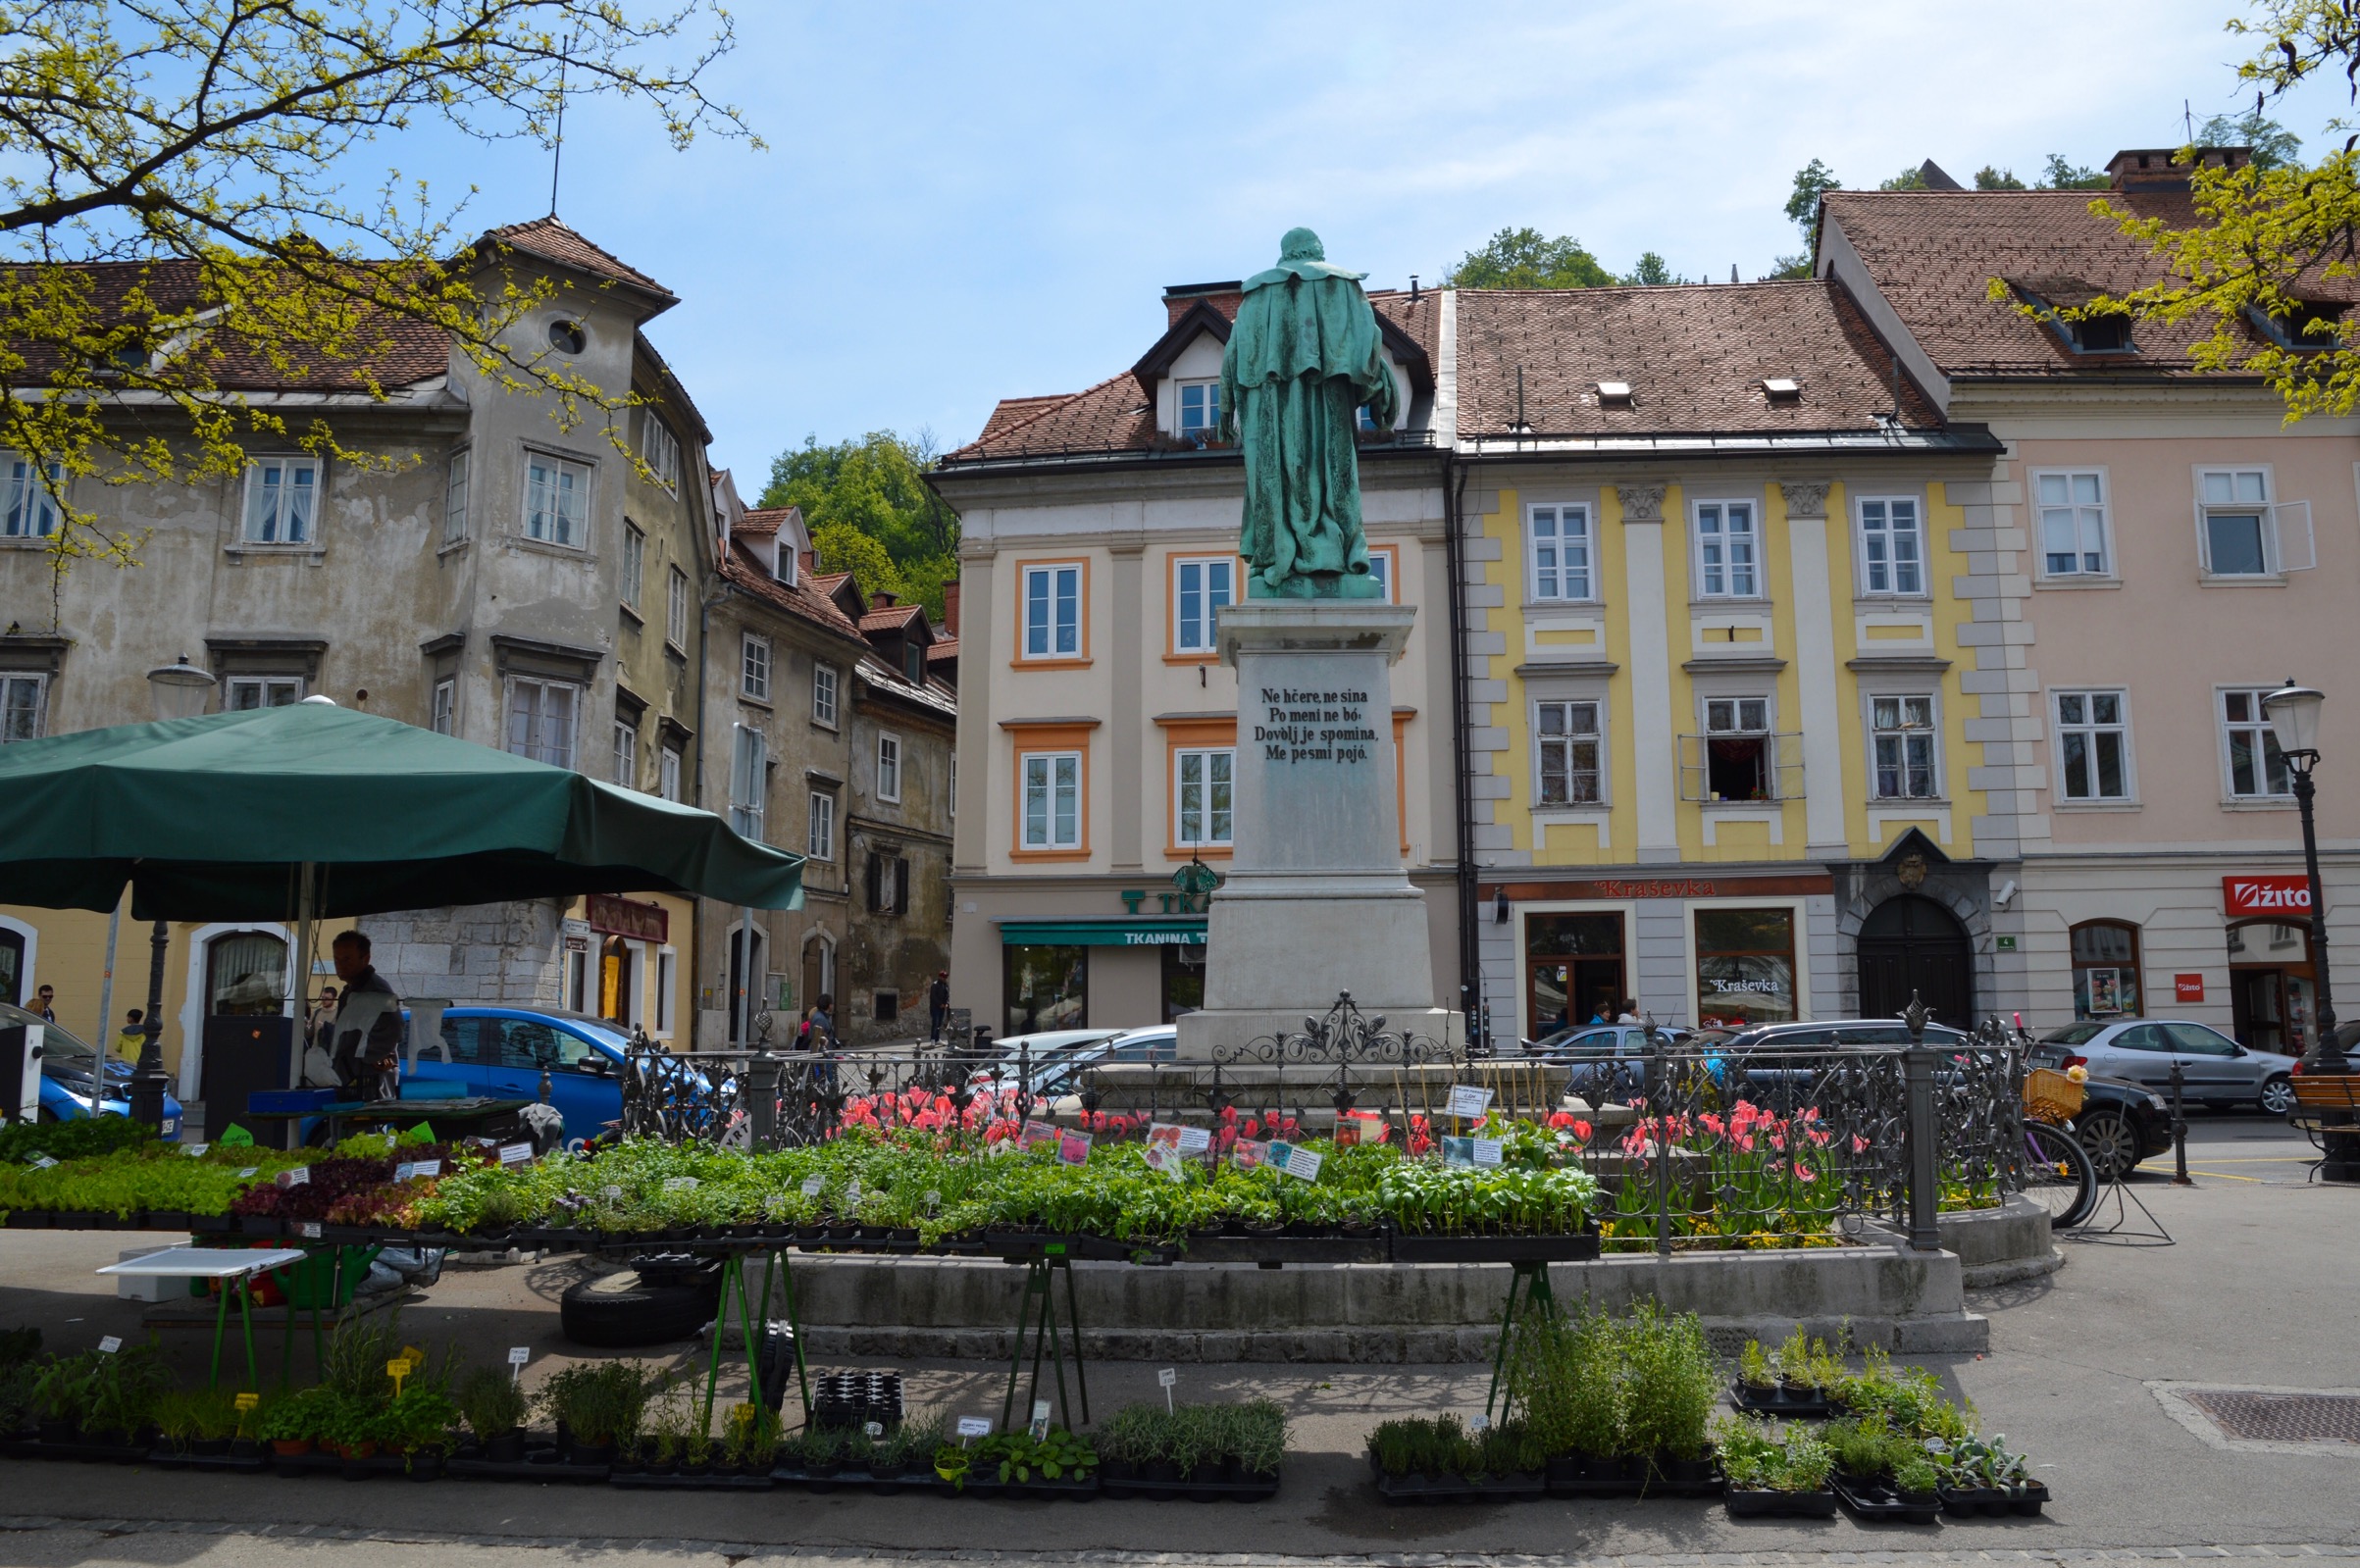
[[291, 864, 316, 1084], [129, 917, 171, 1129]]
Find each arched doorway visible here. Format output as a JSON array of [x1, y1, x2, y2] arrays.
[[727, 923, 767, 1044], [800, 934, 834, 1026], [0, 925, 24, 1006], [1856, 895, 1972, 1029], [206, 930, 287, 1016]]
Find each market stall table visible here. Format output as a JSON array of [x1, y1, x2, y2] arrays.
[[96, 1246, 312, 1389], [234, 1096, 532, 1145]]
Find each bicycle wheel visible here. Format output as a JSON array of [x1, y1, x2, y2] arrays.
[[2023, 1120, 2097, 1230]]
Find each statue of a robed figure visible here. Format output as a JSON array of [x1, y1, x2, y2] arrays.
[[1177, 230, 1462, 1062], [1219, 228, 1398, 599]]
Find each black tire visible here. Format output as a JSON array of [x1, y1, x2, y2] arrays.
[[2259, 1075, 2296, 1117], [2075, 1108, 2141, 1183], [559, 1268, 721, 1348], [2023, 1121, 2097, 1230]]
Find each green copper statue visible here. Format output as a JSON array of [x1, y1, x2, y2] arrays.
[[1219, 228, 1398, 599]]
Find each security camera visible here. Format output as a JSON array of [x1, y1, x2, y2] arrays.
[[1994, 879, 2017, 909]]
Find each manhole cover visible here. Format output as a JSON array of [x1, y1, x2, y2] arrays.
[[2156, 1384, 2360, 1451]]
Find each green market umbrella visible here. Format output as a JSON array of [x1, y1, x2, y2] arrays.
[[0, 700, 803, 919]]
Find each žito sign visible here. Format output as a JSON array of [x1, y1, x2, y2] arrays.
[[2224, 874, 2314, 917], [2176, 974, 2206, 1003]]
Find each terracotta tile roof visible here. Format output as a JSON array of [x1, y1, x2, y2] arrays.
[[720, 544, 867, 644], [1454, 278, 1940, 435], [1823, 188, 2360, 379], [977, 395, 1068, 443], [482, 216, 673, 302], [927, 636, 958, 661], [853, 653, 958, 723], [737, 506, 796, 537], [860, 602, 925, 633]]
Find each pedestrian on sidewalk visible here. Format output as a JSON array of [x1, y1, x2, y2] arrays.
[[328, 932, 403, 1100], [927, 971, 950, 1041], [112, 1009, 145, 1066], [31, 984, 55, 1023]]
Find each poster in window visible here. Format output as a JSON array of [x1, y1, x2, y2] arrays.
[[2084, 967, 2122, 1015], [1693, 908, 1797, 1026]]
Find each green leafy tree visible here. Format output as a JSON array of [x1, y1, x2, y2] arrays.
[[2195, 108, 2303, 168], [0, 0, 749, 599], [1784, 159, 1841, 242], [759, 431, 959, 620], [1618, 252, 1680, 285], [1878, 167, 1930, 190], [1445, 228, 1613, 289], [2038, 154, 2111, 189], [1975, 166, 2027, 189], [2051, 3, 2360, 420]]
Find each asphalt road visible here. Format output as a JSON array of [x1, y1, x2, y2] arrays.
[[0, 1114, 2352, 1565]]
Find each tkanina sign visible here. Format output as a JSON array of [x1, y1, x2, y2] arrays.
[[2222, 875, 2313, 918]]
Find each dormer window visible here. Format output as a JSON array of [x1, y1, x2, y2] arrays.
[[2071, 314, 2132, 353], [1177, 379, 1220, 442], [2247, 301, 2346, 351], [2013, 280, 2136, 355], [774, 541, 796, 586]]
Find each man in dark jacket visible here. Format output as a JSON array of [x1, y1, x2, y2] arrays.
[[927, 972, 950, 1041], [329, 930, 404, 1099]]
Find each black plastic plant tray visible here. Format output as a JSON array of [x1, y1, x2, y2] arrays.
[[4, 1436, 151, 1464], [272, 1448, 344, 1477], [1389, 1234, 1600, 1264], [1100, 1472, 1281, 1502], [1728, 1383, 1838, 1418], [946, 1475, 1099, 1501], [1833, 1474, 1941, 1524], [610, 1469, 774, 1490], [1724, 1487, 1840, 1518], [445, 1451, 609, 1482], [773, 1465, 947, 1492], [1180, 1235, 1386, 1265], [1939, 1481, 2048, 1517], [148, 1448, 270, 1474]]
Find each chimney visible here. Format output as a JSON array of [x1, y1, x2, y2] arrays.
[[2107, 146, 2249, 193], [800, 546, 817, 575], [943, 580, 961, 636], [870, 590, 898, 612]]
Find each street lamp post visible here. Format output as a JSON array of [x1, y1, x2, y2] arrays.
[[2261, 683, 2347, 1079], [127, 657, 215, 1129]]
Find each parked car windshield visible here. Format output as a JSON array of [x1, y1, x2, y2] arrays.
[[2040, 1024, 2107, 1045], [0, 1002, 100, 1074]]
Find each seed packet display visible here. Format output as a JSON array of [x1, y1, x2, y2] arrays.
[[1057, 1128, 1093, 1166], [1018, 1119, 1060, 1152], [1230, 1138, 1269, 1171]]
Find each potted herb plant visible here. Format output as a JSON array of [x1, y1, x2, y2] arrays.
[[455, 1365, 530, 1463]]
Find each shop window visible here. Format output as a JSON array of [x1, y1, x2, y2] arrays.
[[1004, 943, 1086, 1037], [1162, 941, 1206, 1023], [2070, 920, 2142, 1019], [1694, 907, 1797, 1028], [1523, 911, 1625, 1040], [2228, 920, 2314, 1055]]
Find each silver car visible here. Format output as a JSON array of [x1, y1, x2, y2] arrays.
[[2035, 1018, 2298, 1115]]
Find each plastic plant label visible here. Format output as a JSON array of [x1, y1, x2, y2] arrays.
[[236, 1167, 258, 1180], [800, 1176, 824, 1198], [497, 1142, 532, 1166], [1140, 1139, 1187, 1182], [1471, 1138, 1505, 1168], [27, 1154, 56, 1169], [277, 1165, 311, 1188], [1469, 1413, 1491, 1433], [1018, 1119, 1060, 1152], [956, 1416, 992, 1442], [1269, 1141, 1322, 1182], [864, 1420, 884, 1439], [1057, 1128, 1093, 1167], [184, 1143, 209, 1158], [1230, 1138, 1269, 1171], [662, 1176, 698, 1192], [1029, 1399, 1052, 1442], [507, 1346, 531, 1366], [1157, 1367, 1177, 1389], [297, 1221, 322, 1239], [1440, 1136, 1474, 1169], [1446, 1084, 1494, 1119], [1175, 1125, 1211, 1154], [386, 1358, 411, 1393], [233, 1392, 259, 1411], [924, 1189, 941, 1210], [846, 1179, 863, 1207], [97, 1336, 122, 1353], [601, 1186, 624, 1204]]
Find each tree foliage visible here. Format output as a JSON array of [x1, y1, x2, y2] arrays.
[[0, 1, 749, 599], [1618, 251, 1681, 285], [758, 431, 959, 621], [2055, 3, 2360, 420], [1975, 166, 2027, 190], [1445, 227, 1613, 289], [2195, 108, 2304, 169], [1784, 159, 1840, 242], [2037, 154, 2111, 190], [1877, 167, 1930, 191]]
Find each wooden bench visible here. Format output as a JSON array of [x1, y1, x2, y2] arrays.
[[2289, 1075, 2360, 1179]]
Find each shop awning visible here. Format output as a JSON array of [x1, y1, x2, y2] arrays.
[[997, 918, 1206, 947]]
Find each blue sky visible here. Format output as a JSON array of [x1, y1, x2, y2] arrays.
[[398, 2, 2347, 486]]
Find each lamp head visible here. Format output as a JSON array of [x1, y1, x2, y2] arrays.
[[145, 654, 215, 721], [2263, 682, 2327, 762]]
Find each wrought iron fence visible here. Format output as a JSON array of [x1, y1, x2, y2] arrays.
[[616, 1002, 2029, 1251]]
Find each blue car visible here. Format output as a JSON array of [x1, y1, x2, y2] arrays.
[[3, 1001, 184, 1139], [419, 1006, 642, 1146]]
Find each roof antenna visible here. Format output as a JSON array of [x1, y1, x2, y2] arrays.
[[1411, 274, 1420, 303], [2184, 98, 2194, 143], [547, 32, 575, 217]]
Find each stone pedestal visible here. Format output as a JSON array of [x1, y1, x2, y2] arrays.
[[1176, 601, 1462, 1059]]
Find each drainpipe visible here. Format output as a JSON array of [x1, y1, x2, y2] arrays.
[[1443, 454, 1479, 1049]]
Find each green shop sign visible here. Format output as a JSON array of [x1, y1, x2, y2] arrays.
[[998, 919, 1207, 948]]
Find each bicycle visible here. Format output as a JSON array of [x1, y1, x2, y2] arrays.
[[2020, 1118, 2097, 1230]]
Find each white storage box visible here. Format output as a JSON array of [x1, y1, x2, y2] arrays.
[[114, 1246, 176, 1302]]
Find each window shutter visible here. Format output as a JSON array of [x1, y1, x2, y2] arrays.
[[895, 857, 910, 915], [2276, 500, 2316, 571], [865, 853, 882, 912]]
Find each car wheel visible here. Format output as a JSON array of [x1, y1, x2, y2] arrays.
[[2259, 1075, 2296, 1117], [2076, 1109, 2141, 1183], [559, 1265, 723, 1348]]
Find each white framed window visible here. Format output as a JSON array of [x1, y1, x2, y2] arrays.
[[1021, 563, 1083, 659], [443, 449, 470, 544], [1692, 500, 1758, 598], [1856, 496, 1924, 596], [2195, 467, 2315, 577], [1176, 379, 1220, 439], [1173, 556, 1233, 654], [226, 675, 302, 710], [2055, 689, 2132, 802], [657, 744, 681, 802], [611, 719, 638, 787], [620, 524, 644, 610], [430, 678, 455, 736], [1365, 544, 1397, 602], [877, 732, 902, 803], [641, 412, 682, 492], [504, 677, 578, 768], [729, 724, 767, 840], [2221, 687, 2293, 799], [3, 454, 63, 538], [1021, 752, 1082, 850], [523, 452, 590, 547], [1870, 694, 1938, 799], [1, 673, 46, 742], [812, 662, 839, 728], [666, 566, 689, 650], [2034, 470, 2110, 578], [1690, 696, 1778, 802], [1175, 746, 1234, 847], [807, 790, 836, 860], [741, 633, 771, 701], [241, 458, 317, 544], [1528, 504, 1593, 601], [1535, 699, 1603, 805], [655, 947, 677, 1036]]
